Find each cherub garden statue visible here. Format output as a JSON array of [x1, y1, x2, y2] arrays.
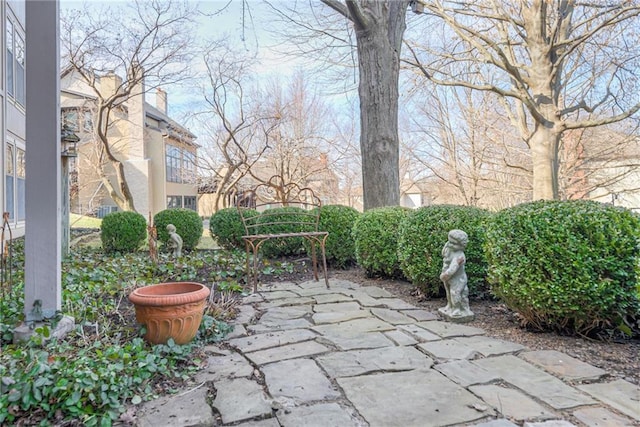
[[437, 229, 474, 323], [166, 224, 183, 258]]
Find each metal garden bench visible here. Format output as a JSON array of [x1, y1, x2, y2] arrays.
[[237, 176, 330, 293]]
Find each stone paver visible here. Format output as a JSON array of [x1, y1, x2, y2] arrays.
[[275, 402, 365, 427], [401, 309, 439, 321], [473, 355, 596, 409], [370, 307, 415, 324], [312, 309, 371, 324], [577, 379, 640, 420], [417, 320, 486, 337], [359, 286, 395, 298], [137, 278, 636, 427], [520, 350, 607, 382], [317, 345, 432, 377], [523, 421, 577, 427], [469, 384, 557, 421], [227, 329, 318, 352], [194, 352, 253, 383], [247, 318, 312, 332], [572, 406, 637, 427], [137, 387, 215, 427], [398, 323, 441, 342], [453, 335, 526, 356], [433, 359, 500, 387], [313, 301, 362, 313], [262, 358, 341, 403], [418, 339, 481, 361], [338, 370, 493, 426], [257, 296, 315, 309], [471, 420, 519, 427], [383, 329, 419, 346], [245, 340, 330, 365], [212, 378, 272, 424]]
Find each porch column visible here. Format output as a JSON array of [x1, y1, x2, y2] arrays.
[[24, 0, 61, 320]]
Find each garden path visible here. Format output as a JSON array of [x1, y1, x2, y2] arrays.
[[136, 278, 640, 427]]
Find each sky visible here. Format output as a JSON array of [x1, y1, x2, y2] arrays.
[[59, 0, 313, 112]]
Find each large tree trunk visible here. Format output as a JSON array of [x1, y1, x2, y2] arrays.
[[356, 26, 402, 209], [530, 125, 560, 200], [350, 1, 408, 210]]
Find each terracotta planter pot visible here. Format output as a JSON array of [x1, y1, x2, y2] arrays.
[[129, 282, 210, 345]]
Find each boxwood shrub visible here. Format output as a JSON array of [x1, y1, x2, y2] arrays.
[[306, 205, 360, 268], [100, 211, 147, 253], [485, 200, 640, 336], [398, 205, 492, 298], [154, 208, 203, 251], [256, 207, 309, 258], [352, 206, 410, 278], [210, 207, 257, 250]]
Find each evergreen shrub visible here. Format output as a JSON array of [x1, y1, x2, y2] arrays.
[[485, 200, 640, 336], [210, 207, 257, 250], [305, 205, 359, 268], [154, 208, 203, 251], [352, 206, 410, 278], [398, 205, 492, 298], [100, 211, 147, 253], [257, 207, 308, 258]]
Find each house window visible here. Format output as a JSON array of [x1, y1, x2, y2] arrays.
[[16, 149, 25, 221], [6, 19, 13, 98], [165, 145, 182, 183], [82, 110, 93, 132], [183, 196, 196, 211], [62, 109, 79, 132], [183, 150, 196, 182], [15, 33, 24, 105], [167, 196, 181, 209], [6, 17, 25, 106], [5, 145, 14, 219]]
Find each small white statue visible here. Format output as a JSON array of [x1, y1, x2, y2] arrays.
[[438, 229, 474, 323], [167, 224, 183, 258]]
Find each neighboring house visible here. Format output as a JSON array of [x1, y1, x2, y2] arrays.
[[60, 68, 198, 218], [1, 2, 26, 237]]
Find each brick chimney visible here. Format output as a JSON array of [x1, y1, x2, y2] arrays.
[[156, 88, 167, 114]]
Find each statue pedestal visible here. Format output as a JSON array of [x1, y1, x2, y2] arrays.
[[12, 315, 75, 344], [438, 307, 474, 324]]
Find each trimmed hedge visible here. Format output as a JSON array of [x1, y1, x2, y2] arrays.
[[210, 207, 257, 250], [309, 205, 360, 268], [485, 200, 640, 336], [153, 208, 203, 251], [100, 211, 147, 253], [257, 207, 308, 258], [352, 206, 410, 278], [398, 205, 492, 298]]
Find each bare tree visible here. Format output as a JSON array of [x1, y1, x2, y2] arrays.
[[248, 71, 339, 203], [405, 0, 640, 200], [60, 0, 196, 211], [403, 82, 532, 208], [195, 42, 276, 213]]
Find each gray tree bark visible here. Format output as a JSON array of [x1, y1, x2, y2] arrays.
[[322, 0, 410, 209]]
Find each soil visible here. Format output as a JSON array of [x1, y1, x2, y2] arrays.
[[325, 266, 640, 386]]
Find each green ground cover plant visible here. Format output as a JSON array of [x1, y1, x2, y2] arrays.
[[0, 244, 244, 426], [486, 200, 640, 337]]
